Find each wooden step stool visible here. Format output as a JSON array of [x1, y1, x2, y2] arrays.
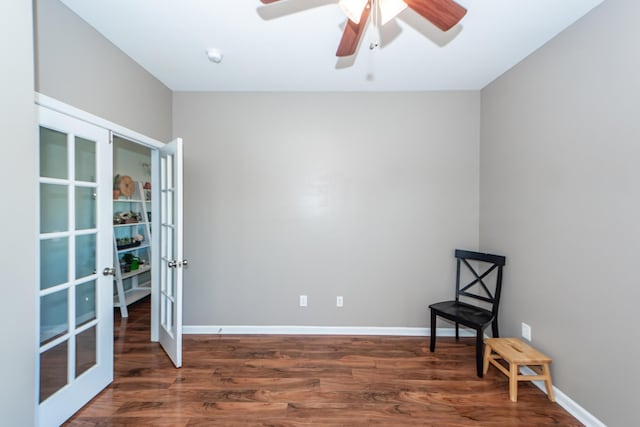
[[483, 337, 555, 402]]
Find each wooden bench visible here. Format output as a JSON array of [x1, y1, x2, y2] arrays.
[[483, 337, 555, 402]]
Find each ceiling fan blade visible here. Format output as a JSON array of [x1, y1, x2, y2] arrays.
[[260, 0, 283, 3], [336, 1, 371, 57], [404, 0, 467, 32]]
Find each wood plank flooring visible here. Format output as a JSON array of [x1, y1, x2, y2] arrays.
[[65, 298, 582, 426]]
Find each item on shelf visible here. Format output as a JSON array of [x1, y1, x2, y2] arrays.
[[119, 211, 139, 223], [120, 253, 140, 271], [113, 175, 122, 200], [116, 237, 141, 250], [113, 211, 142, 225], [119, 175, 135, 197], [118, 242, 140, 250]]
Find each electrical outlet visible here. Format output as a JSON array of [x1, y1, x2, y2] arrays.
[[336, 296, 344, 307], [521, 322, 532, 341], [299, 295, 307, 307]]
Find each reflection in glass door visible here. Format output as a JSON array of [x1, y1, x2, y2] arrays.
[[37, 107, 113, 427]]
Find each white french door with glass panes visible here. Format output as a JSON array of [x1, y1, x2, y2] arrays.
[[158, 138, 185, 368], [37, 107, 113, 427]]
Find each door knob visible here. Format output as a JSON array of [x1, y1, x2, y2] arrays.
[[168, 260, 178, 268], [102, 267, 115, 276], [180, 259, 189, 268]]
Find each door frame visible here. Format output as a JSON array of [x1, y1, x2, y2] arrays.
[[35, 93, 166, 347]]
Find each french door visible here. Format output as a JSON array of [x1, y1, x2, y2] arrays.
[[158, 139, 185, 367], [37, 107, 113, 426]]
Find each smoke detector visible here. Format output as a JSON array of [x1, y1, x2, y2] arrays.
[[206, 48, 223, 64]]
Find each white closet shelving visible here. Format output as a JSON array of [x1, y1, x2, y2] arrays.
[[113, 180, 152, 317]]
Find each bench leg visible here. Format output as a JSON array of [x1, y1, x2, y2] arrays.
[[509, 362, 518, 402], [542, 363, 555, 402], [483, 343, 492, 375]]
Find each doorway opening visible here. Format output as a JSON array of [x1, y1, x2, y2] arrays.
[[112, 136, 153, 319]]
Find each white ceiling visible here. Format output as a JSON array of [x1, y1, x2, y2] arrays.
[[59, 0, 604, 92]]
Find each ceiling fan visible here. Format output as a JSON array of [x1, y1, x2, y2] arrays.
[[259, 0, 467, 57]]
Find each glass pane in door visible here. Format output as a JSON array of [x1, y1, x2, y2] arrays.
[[40, 184, 68, 233], [40, 127, 68, 179], [75, 136, 96, 182], [75, 280, 96, 327], [161, 297, 167, 329], [75, 187, 96, 230], [166, 154, 173, 188], [40, 290, 68, 345], [165, 300, 173, 331], [75, 326, 97, 377], [162, 225, 174, 260], [40, 238, 69, 290], [75, 234, 96, 279], [39, 341, 68, 403], [166, 263, 175, 298]]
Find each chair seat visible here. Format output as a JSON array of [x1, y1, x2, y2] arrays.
[[429, 300, 494, 329]]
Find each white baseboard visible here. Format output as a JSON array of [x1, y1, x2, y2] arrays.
[[183, 325, 476, 337], [520, 366, 606, 427]]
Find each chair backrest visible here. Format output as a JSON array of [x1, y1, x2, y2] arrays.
[[454, 249, 506, 316]]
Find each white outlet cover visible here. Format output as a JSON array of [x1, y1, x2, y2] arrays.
[[521, 323, 532, 341], [336, 296, 343, 307], [299, 295, 307, 307]]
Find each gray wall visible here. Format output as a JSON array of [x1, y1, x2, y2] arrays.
[[480, 0, 639, 425], [174, 92, 480, 327], [0, 0, 37, 425], [30, 0, 173, 422], [34, 0, 173, 141]]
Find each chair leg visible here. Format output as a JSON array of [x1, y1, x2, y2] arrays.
[[455, 322, 459, 340], [430, 310, 437, 352], [492, 318, 499, 338], [475, 330, 484, 378]]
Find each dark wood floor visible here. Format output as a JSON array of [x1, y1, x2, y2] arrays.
[[65, 298, 582, 426]]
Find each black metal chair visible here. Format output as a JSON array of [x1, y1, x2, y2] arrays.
[[429, 249, 506, 377]]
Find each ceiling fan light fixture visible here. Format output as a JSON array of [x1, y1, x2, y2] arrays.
[[379, 0, 408, 25], [338, 0, 369, 24], [260, 0, 468, 58]]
